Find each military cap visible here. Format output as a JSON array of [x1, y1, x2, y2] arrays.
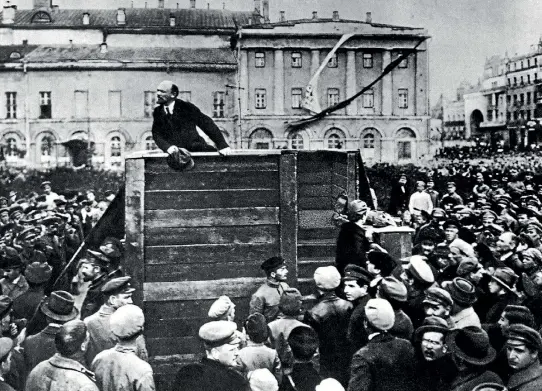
[[24, 262, 53, 285], [343, 264, 372, 285], [407, 256, 435, 284], [0, 296, 12, 319], [166, 147, 195, 171], [86, 249, 110, 267], [101, 276, 135, 296], [53, 198, 67, 206], [2, 253, 23, 270], [110, 304, 145, 339], [471, 383, 507, 391], [481, 210, 498, 220], [414, 315, 450, 341], [40, 181, 52, 189], [208, 296, 234, 319], [483, 223, 505, 236], [315, 379, 344, 391], [526, 221, 542, 234], [365, 298, 395, 331], [0, 338, 12, 362], [424, 286, 454, 308], [379, 276, 408, 302], [8, 205, 22, 219], [431, 208, 447, 219], [260, 256, 284, 273], [198, 320, 239, 348], [443, 218, 461, 231], [505, 324, 542, 351], [80, 200, 93, 207], [314, 266, 341, 291], [41, 216, 62, 226], [0, 208, 8, 216]]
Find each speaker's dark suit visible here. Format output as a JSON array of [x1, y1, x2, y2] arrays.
[[151, 99, 229, 153]]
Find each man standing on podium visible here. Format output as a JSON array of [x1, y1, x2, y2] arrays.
[[152, 80, 232, 167]]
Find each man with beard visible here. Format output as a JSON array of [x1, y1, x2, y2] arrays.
[[76, 250, 113, 319], [415, 316, 456, 391], [423, 286, 454, 328], [505, 324, 542, 391], [304, 266, 352, 386], [249, 257, 289, 323], [496, 232, 522, 273], [343, 264, 373, 351], [335, 200, 370, 275]]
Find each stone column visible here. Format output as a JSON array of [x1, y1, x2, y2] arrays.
[[240, 50, 249, 115], [274, 49, 285, 115], [346, 50, 356, 115], [382, 50, 392, 115]]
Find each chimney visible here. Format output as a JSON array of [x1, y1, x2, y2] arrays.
[[158, 0, 164, 8], [222, 2, 225, 9], [117, 8, 126, 25], [332, 10, 339, 21], [207, 3, 210, 9], [254, 0, 261, 13], [176, 3, 179, 8], [144, 2, 148, 8], [100, 42, 108, 54], [262, 0, 269, 22], [22, 39, 28, 46], [169, 14, 175, 26], [366, 12, 372, 23], [279, 10, 285, 22], [2, 2, 16, 24], [51, 4, 59, 12], [312, 11, 318, 19], [82, 12, 90, 25], [190, 0, 195, 8]]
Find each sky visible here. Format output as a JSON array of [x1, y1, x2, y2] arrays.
[[6, 0, 542, 104]]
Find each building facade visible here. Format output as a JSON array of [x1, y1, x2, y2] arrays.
[[0, 0, 430, 168]]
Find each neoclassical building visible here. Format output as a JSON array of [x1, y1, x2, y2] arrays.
[[0, 1, 430, 168]]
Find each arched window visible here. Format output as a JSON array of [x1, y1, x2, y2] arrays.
[[40, 135, 55, 157], [396, 127, 416, 161], [145, 135, 157, 151], [362, 133, 375, 149], [289, 133, 304, 150], [249, 128, 273, 149], [6, 138, 18, 157], [325, 128, 345, 149], [360, 128, 380, 160], [110, 136, 122, 157]]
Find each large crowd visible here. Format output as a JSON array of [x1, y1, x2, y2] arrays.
[[3, 162, 542, 391]]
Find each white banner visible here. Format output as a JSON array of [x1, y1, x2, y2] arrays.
[[301, 33, 355, 114]]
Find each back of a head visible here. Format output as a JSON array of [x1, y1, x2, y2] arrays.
[[55, 319, 87, 357], [505, 305, 536, 328], [248, 368, 279, 391], [316, 378, 346, 391], [288, 326, 319, 361], [279, 288, 302, 317], [245, 313, 269, 344]]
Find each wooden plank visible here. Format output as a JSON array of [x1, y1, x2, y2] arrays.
[[332, 161, 348, 176], [144, 277, 266, 302], [332, 173, 348, 190], [297, 150, 336, 163], [145, 225, 279, 246], [145, 171, 279, 191], [151, 354, 202, 374], [280, 151, 298, 289], [145, 260, 263, 282], [298, 258, 336, 278], [145, 189, 279, 210], [145, 207, 280, 228], [147, 335, 204, 356], [298, 227, 339, 241], [145, 297, 252, 320], [299, 209, 334, 229], [298, 160, 332, 173], [297, 242, 336, 258], [299, 184, 332, 198], [124, 158, 145, 307], [146, 317, 204, 339], [297, 171, 332, 185], [331, 184, 347, 199], [145, 243, 278, 265], [145, 154, 279, 173], [346, 151, 358, 201], [298, 196, 330, 210]]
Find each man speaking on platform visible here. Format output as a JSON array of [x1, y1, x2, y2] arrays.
[[152, 80, 232, 162]]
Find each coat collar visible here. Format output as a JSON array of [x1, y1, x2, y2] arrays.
[[508, 361, 542, 389], [49, 354, 96, 381]]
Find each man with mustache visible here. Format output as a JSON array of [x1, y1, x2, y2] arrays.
[[505, 324, 542, 391]]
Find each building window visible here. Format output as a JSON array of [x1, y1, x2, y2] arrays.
[[289, 133, 304, 149], [327, 134, 342, 149], [397, 141, 412, 159], [5, 92, 16, 119], [536, 58, 538, 66], [255, 89, 267, 109], [521, 61, 524, 69], [255, 52, 266, 67], [40, 135, 55, 158], [327, 53, 338, 68], [527, 92, 531, 105], [528, 74, 531, 84], [363, 53, 373, 68], [398, 55, 408, 68], [507, 78, 511, 86], [144, 91, 156, 118], [6, 138, 18, 157], [110, 136, 122, 157], [398, 88, 408, 109], [74, 90, 88, 118], [521, 76, 524, 85], [108, 91, 121, 118], [520, 93, 524, 104], [513, 95, 518, 105], [362, 89, 374, 108], [213, 91, 225, 118], [145, 135, 157, 150], [363, 133, 375, 149], [179, 91, 191, 102], [291, 52, 302, 68], [39, 91, 52, 119], [249, 128, 273, 149], [291, 88, 302, 108], [528, 59, 531, 67], [514, 77, 517, 86], [536, 73, 538, 81], [327, 88, 340, 107]]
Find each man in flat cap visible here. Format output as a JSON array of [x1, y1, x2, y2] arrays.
[[445, 277, 481, 329], [335, 200, 370, 275], [505, 324, 542, 391], [376, 276, 414, 339], [343, 264, 372, 351], [26, 320, 98, 391], [151, 80, 231, 159], [249, 257, 289, 323], [0, 254, 28, 301], [415, 316, 456, 391], [84, 276, 147, 365], [208, 296, 236, 322], [348, 298, 417, 391], [423, 286, 454, 328], [175, 320, 250, 391], [92, 305, 155, 391], [12, 262, 52, 322], [305, 266, 352, 386]]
